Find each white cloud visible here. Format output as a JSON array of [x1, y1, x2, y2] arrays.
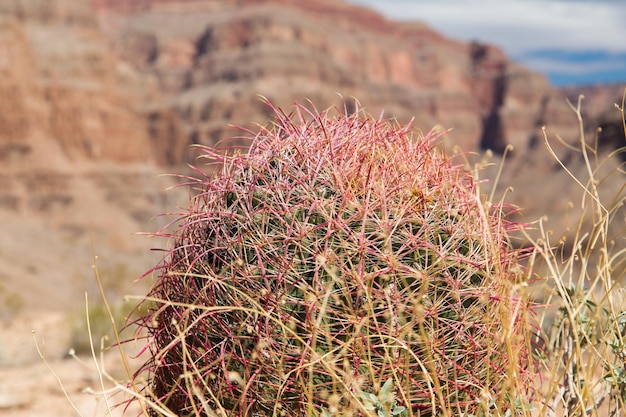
[[347, 0, 626, 56]]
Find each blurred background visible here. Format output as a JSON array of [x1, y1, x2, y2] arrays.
[[353, 0, 626, 87], [0, 0, 624, 415]]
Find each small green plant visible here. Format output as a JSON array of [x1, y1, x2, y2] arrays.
[[69, 298, 135, 355], [356, 379, 407, 417], [1, 288, 26, 320]]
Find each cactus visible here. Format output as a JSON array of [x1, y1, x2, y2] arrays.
[[133, 101, 534, 416]]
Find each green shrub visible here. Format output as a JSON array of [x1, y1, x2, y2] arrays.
[[70, 299, 134, 355]]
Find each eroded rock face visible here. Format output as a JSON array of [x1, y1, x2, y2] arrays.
[[0, 0, 194, 167], [94, 0, 581, 160], [0, 17, 37, 146], [0, 11, 141, 162], [0, 0, 187, 319], [561, 83, 626, 157], [0, 0, 97, 26]]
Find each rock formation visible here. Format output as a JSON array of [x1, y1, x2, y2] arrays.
[[91, 0, 620, 245], [0, 0, 186, 319], [93, 0, 582, 162], [562, 83, 626, 158], [0, 0, 623, 320]]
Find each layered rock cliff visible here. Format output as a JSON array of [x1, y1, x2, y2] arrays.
[[562, 83, 626, 158], [0, 0, 186, 318], [93, 0, 582, 162], [0, 0, 623, 319]]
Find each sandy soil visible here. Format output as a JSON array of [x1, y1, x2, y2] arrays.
[[0, 313, 145, 417]]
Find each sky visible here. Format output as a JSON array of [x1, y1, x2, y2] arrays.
[[346, 0, 626, 87]]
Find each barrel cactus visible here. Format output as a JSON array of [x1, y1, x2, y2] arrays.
[[133, 101, 534, 416]]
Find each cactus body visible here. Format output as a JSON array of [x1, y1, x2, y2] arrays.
[[135, 102, 533, 416]]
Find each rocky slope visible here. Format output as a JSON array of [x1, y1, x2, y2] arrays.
[[0, 0, 188, 324]]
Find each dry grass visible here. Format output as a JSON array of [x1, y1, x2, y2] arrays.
[[526, 93, 626, 417]]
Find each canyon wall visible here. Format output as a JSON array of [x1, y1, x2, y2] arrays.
[[0, 0, 623, 318]]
